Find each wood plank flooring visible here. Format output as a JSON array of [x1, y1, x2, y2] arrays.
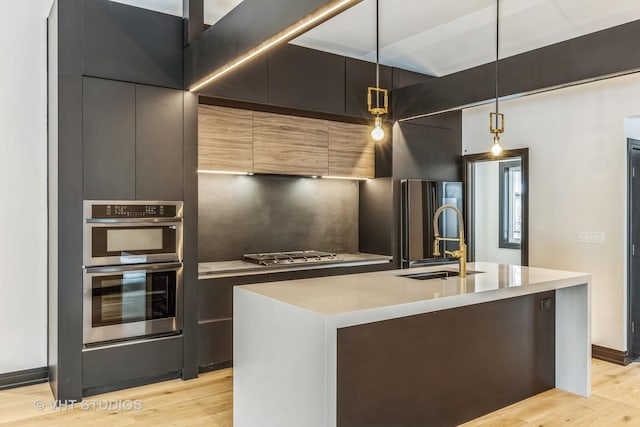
[[1, 359, 640, 426]]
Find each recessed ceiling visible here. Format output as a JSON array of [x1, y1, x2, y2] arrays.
[[291, 0, 640, 76], [109, 0, 243, 24], [110, 0, 640, 77]]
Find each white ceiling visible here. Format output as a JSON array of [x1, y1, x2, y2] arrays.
[[109, 0, 242, 25], [111, 0, 640, 77], [291, 0, 640, 76]]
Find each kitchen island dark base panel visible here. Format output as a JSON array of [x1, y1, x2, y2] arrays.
[[82, 335, 183, 396], [336, 291, 556, 427], [198, 262, 393, 370]]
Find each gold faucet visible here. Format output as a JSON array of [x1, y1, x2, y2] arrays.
[[432, 205, 467, 278]]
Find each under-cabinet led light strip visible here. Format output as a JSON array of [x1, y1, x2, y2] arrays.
[[189, 0, 358, 92], [197, 169, 253, 176], [321, 175, 369, 181], [197, 170, 369, 180]]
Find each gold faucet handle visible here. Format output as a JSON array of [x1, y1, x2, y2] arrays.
[[446, 250, 463, 259]]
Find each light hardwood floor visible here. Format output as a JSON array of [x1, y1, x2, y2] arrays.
[[1, 359, 640, 426]]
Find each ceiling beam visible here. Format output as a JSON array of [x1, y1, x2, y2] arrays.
[[394, 19, 640, 121], [183, 0, 204, 47], [184, 0, 362, 92]]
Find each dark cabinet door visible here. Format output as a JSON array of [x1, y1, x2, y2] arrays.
[[268, 44, 345, 115], [135, 85, 184, 201], [345, 58, 392, 119], [199, 320, 233, 370], [83, 77, 136, 200]]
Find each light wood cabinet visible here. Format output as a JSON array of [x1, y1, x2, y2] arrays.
[[253, 112, 329, 176], [197, 106, 376, 178], [328, 122, 375, 178], [198, 105, 253, 172]]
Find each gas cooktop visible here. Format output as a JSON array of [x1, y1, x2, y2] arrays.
[[242, 250, 340, 266]]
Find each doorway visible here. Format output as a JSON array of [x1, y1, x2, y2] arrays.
[[462, 148, 529, 266], [628, 138, 640, 359]]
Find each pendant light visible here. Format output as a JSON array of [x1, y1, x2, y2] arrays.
[[490, 0, 504, 156], [368, 0, 388, 142]]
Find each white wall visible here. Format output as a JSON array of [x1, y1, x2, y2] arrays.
[[462, 72, 640, 351], [473, 161, 521, 265], [0, 0, 53, 374]]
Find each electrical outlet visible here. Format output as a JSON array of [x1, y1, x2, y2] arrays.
[[577, 231, 605, 244]]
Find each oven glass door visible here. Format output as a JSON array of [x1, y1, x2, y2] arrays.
[[83, 264, 182, 345], [92, 270, 176, 327], [85, 222, 182, 266]]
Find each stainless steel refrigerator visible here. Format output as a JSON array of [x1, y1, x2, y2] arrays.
[[400, 179, 463, 268]]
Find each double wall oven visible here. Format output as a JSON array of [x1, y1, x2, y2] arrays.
[[82, 201, 183, 346]]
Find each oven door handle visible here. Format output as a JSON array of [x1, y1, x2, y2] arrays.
[[84, 262, 183, 274], [86, 218, 182, 224]]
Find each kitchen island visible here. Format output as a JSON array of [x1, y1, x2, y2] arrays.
[[233, 262, 591, 427]]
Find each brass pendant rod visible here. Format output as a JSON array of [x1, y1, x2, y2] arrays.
[[375, 0, 380, 109], [495, 0, 499, 118]]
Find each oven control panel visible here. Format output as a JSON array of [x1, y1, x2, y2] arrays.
[[90, 203, 179, 219]]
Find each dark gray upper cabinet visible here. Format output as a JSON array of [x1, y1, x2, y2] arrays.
[[83, 77, 136, 200], [199, 56, 268, 104], [135, 85, 184, 201], [82, 0, 183, 89], [83, 77, 184, 201], [345, 58, 392, 119], [267, 44, 346, 115], [393, 112, 462, 182], [392, 67, 434, 90]]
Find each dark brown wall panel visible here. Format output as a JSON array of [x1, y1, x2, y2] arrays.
[[337, 291, 556, 427], [268, 44, 346, 115], [54, 0, 85, 401], [83, 0, 183, 89], [198, 56, 268, 103], [182, 91, 200, 379]]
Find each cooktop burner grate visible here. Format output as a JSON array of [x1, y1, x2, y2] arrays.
[[242, 250, 339, 266]]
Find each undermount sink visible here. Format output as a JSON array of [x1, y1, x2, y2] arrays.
[[399, 270, 483, 280]]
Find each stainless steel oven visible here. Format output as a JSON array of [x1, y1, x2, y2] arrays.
[[83, 262, 183, 345], [82, 200, 184, 346], [83, 200, 183, 267]]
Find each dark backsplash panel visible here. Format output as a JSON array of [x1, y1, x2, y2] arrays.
[[198, 174, 359, 262]]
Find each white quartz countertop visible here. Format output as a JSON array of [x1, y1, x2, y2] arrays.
[[198, 252, 392, 279], [237, 262, 591, 317]]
